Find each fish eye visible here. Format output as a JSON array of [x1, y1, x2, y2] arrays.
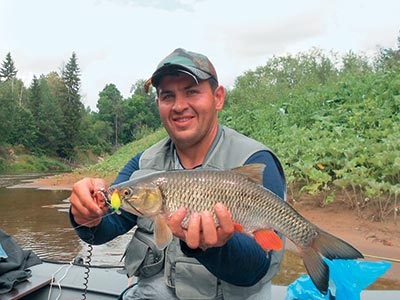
[[122, 188, 132, 197]]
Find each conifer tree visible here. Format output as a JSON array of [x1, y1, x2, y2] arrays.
[[28, 75, 41, 119], [97, 83, 123, 146], [60, 52, 84, 158], [0, 52, 18, 81]]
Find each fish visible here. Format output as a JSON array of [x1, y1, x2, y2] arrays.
[[108, 163, 363, 295]]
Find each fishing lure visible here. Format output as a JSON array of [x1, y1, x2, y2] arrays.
[[96, 188, 121, 212]]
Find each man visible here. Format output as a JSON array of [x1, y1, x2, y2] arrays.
[[70, 48, 286, 299]]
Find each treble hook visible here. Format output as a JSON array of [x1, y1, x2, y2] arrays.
[[94, 188, 112, 208]]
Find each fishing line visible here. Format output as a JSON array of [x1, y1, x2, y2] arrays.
[[0, 210, 117, 261], [71, 210, 117, 231], [363, 253, 400, 264], [47, 260, 74, 300]]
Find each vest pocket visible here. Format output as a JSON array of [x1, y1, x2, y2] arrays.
[[164, 238, 218, 300], [175, 259, 218, 300], [124, 229, 165, 278]]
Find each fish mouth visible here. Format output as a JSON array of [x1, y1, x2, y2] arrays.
[[122, 196, 145, 216]]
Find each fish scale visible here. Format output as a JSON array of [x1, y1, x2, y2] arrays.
[[153, 169, 317, 245], [111, 163, 363, 295]]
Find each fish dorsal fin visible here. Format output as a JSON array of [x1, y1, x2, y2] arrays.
[[231, 163, 265, 184]]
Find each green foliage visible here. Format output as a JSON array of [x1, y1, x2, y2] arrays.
[[59, 52, 84, 158], [84, 128, 167, 178], [97, 83, 124, 146], [6, 155, 71, 173], [119, 93, 161, 143], [0, 52, 18, 81], [0, 80, 16, 144], [37, 76, 66, 156], [8, 106, 37, 149], [221, 46, 400, 218]]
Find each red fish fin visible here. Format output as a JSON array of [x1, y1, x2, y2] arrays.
[[233, 223, 243, 232], [253, 229, 283, 251]]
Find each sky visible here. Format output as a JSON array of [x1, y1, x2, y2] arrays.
[[1, 0, 399, 110]]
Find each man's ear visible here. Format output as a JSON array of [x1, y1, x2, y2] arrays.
[[214, 86, 225, 111]]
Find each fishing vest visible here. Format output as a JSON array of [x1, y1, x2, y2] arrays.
[[122, 126, 285, 300]]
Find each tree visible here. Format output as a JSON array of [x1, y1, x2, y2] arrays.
[[374, 31, 400, 71], [79, 111, 113, 155], [8, 105, 37, 149], [27, 75, 41, 119], [119, 94, 161, 143], [97, 83, 123, 146], [130, 79, 159, 121], [37, 76, 65, 156], [0, 80, 16, 144], [0, 52, 17, 82], [59, 52, 84, 158]]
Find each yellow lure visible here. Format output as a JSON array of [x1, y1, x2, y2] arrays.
[[110, 190, 121, 211]]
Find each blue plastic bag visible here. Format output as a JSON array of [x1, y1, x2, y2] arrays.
[[286, 274, 333, 300], [0, 242, 8, 259], [286, 259, 391, 300]]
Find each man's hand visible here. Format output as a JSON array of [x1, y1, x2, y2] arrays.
[[70, 177, 108, 227], [168, 203, 235, 250]]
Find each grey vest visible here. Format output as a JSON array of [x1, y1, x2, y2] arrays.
[[123, 126, 285, 300]]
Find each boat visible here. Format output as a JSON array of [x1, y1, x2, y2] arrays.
[[2, 257, 400, 300], [2, 258, 127, 300]]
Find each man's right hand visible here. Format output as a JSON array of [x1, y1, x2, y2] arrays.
[[70, 178, 108, 227]]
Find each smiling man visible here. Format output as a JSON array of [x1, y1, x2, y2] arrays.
[[69, 48, 286, 300]]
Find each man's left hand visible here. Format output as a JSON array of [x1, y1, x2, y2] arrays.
[[168, 203, 235, 250]]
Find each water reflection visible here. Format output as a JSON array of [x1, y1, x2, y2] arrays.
[[0, 173, 54, 188], [0, 175, 131, 266], [1, 186, 78, 260]]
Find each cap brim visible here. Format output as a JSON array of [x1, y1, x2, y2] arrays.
[[144, 64, 213, 93]]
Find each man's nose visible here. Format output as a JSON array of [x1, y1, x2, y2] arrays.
[[172, 94, 189, 111]]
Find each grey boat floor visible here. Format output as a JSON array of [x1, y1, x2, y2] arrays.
[[3, 261, 399, 299]]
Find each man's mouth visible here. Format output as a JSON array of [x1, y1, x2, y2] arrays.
[[173, 116, 193, 123]]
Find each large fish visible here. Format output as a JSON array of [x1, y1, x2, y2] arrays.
[[108, 164, 363, 295]]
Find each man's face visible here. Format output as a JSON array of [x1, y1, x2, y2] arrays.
[[156, 73, 225, 148]]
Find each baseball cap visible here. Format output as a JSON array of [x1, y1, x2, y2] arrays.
[[144, 48, 218, 93]]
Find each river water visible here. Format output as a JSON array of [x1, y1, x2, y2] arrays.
[[0, 174, 397, 290], [0, 173, 131, 266]]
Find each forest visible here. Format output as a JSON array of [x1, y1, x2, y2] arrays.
[[1, 34, 399, 220], [0, 52, 162, 170]]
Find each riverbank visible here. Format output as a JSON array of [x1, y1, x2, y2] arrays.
[[24, 172, 400, 286]]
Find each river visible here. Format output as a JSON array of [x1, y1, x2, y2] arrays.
[[0, 173, 131, 266]]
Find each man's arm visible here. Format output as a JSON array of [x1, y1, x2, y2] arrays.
[[112, 152, 143, 185], [180, 150, 286, 286], [70, 153, 143, 244]]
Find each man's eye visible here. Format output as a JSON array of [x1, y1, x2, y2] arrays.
[[187, 89, 198, 95], [160, 94, 173, 101]]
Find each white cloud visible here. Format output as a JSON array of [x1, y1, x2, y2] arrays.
[[1, 0, 399, 110]]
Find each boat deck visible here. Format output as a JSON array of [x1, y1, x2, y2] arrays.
[[2, 261, 399, 299]]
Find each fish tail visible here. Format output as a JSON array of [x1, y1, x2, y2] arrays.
[[301, 229, 364, 295]]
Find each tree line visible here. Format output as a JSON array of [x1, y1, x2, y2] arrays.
[[0, 52, 161, 163]]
